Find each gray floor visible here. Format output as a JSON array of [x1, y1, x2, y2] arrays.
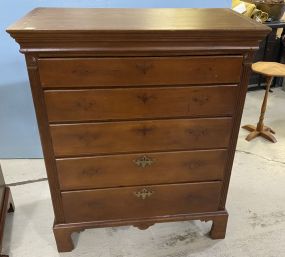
[[1, 88, 285, 257]]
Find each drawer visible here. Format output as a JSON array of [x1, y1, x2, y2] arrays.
[[57, 149, 227, 190], [45, 85, 237, 123], [50, 118, 232, 157], [61, 181, 222, 223], [38, 56, 243, 88]]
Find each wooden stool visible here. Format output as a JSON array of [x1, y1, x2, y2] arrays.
[[243, 62, 285, 143]]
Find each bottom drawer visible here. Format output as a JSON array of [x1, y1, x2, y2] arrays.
[[61, 182, 222, 223]]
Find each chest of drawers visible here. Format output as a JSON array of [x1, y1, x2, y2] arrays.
[[7, 8, 270, 252]]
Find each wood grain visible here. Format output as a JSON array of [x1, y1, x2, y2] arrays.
[[38, 56, 242, 87], [7, 8, 269, 32], [45, 85, 237, 122], [252, 61, 285, 77], [219, 52, 255, 209], [6, 9, 270, 52], [25, 55, 66, 223], [57, 149, 227, 190], [50, 118, 232, 157], [6, 7, 270, 252], [61, 181, 222, 223]]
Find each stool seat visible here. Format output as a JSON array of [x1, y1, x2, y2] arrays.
[[252, 61, 285, 77]]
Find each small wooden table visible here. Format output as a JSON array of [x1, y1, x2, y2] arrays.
[[243, 61, 285, 142]]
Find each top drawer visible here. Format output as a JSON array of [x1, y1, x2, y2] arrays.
[[38, 56, 243, 88]]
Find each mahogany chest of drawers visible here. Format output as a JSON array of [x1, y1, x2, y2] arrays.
[[7, 8, 270, 252]]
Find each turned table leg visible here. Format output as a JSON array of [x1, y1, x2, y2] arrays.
[[243, 76, 277, 143], [209, 213, 228, 239]]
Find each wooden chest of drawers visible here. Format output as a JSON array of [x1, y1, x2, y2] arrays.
[[7, 8, 270, 252]]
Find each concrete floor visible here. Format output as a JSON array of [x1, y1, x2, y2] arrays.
[[1, 88, 285, 257]]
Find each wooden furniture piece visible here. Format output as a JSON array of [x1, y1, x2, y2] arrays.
[[7, 8, 270, 252], [0, 165, 14, 257], [243, 61, 285, 142]]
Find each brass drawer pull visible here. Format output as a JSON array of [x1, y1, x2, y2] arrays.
[[134, 188, 154, 200], [133, 155, 154, 168]]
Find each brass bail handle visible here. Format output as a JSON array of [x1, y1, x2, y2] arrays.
[[133, 155, 154, 168], [134, 188, 154, 200]]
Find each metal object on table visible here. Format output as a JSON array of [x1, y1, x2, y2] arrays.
[[256, 2, 285, 21]]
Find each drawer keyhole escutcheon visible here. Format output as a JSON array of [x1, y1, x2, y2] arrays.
[[134, 188, 154, 200], [133, 155, 154, 168], [135, 62, 153, 75], [137, 93, 156, 104], [192, 96, 209, 105]]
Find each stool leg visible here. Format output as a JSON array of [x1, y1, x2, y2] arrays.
[[242, 76, 277, 143], [242, 124, 256, 132], [256, 76, 273, 131], [264, 126, 275, 134], [260, 130, 277, 143], [245, 131, 260, 141]]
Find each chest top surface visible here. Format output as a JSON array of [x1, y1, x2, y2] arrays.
[[7, 8, 270, 52], [7, 8, 268, 32]]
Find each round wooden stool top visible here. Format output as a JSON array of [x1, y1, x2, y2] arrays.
[[252, 61, 285, 77]]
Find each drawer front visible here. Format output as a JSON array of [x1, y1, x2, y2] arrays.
[[45, 85, 237, 123], [50, 118, 232, 157], [57, 150, 227, 190], [61, 181, 222, 223], [39, 56, 242, 88]]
